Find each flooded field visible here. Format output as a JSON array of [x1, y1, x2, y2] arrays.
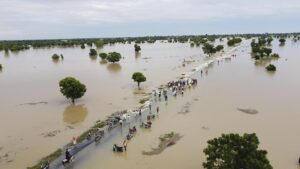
[[68, 39, 300, 169], [0, 40, 228, 168], [0, 38, 299, 169]]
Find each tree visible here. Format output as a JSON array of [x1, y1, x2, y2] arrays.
[[89, 49, 97, 56], [266, 64, 276, 71], [99, 53, 108, 60], [0, 64, 2, 70], [202, 43, 216, 56], [107, 52, 121, 63], [59, 77, 87, 104], [262, 47, 272, 56], [279, 38, 286, 45], [95, 39, 104, 48], [203, 133, 272, 169], [132, 72, 146, 88], [52, 53, 60, 60], [215, 45, 224, 52], [81, 44, 85, 49], [134, 44, 141, 52], [267, 37, 273, 44]]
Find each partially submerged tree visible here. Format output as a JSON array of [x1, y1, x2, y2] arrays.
[[134, 44, 141, 52], [107, 52, 122, 63], [203, 133, 272, 169], [99, 53, 108, 60], [59, 77, 87, 104], [81, 44, 85, 49], [132, 72, 146, 88], [52, 53, 60, 60], [266, 64, 276, 71], [202, 43, 216, 56], [279, 38, 286, 45], [0, 64, 2, 70], [89, 49, 97, 56], [215, 45, 224, 52], [95, 39, 104, 48]]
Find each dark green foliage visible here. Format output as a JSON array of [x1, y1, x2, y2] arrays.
[[262, 47, 272, 56], [227, 38, 242, 46], [202, 43, 216, 56], [0, 64, 2, 70], [89, 49, 97, 56], [270, 53, 280, 58], [107, 52, 121, 63], [52, 53, 60, 60], [203, 133, 272, 169], [59, 77, 87, 103], [134, 44, 141, 52], [99, 53, 108, 60], [279, 38, 286, 45], [81, 44, 85, 49], [215, 45, 224, 52], [132, 72, 146, 87], [267, 37, 273, 44], [95, 39, 104, 48], [266, 64, 276, 71]]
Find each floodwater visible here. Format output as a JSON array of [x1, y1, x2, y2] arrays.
[[69, 39, 300, 169], [0, 40, 228, 168], [1, 39, 299, 169]]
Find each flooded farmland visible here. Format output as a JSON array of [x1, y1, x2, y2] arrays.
[[0, 38, 300, 169]]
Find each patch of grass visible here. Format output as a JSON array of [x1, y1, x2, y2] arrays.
[[27, 149, 62, 169], [139, 97, 150, 104], [159, 132, 175, 142]]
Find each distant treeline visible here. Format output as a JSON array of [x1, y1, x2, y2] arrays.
[[0, 33, 299, 52]]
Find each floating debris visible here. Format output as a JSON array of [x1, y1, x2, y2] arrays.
[[142, 132, 182, 156], [18, 101, 48, 106], [238, 108, 259, 115]]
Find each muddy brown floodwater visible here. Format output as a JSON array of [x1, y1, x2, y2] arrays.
[[69, 39, 300, 169], [0, 40, 228, 168], [1, 39, 300, 169]]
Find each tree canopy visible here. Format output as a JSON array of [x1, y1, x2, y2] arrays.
[[52, 53, 60, 60], [266, 64, 276, 71], [134, 44, 141, 52], [89, 49, 97, 56], [132, 72, 146, 87], [99, 53, 108, 60], [227, 38, 242, 46], [59, 77, 87, 104], [107, 52, 122, 63], [279, 38, 286, 45], [203, 133, 272, 169]]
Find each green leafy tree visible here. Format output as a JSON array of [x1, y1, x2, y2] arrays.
[[99, 53, 108, 60], [202, 43, 216, 56], [262, 47, 272, 56], [279, 38, 286, 45], [215, 45, 224, 52], [81, 44, 85, 49], [107, 52, 122, 63], [203, 133, 272, 169], [59, 77, 87, 104], [95, 39, 104, 48], [89, 49, 97, 56], [134, 44, 141, 52], [266, 64, 276, 71], [52, 53, 60, 60], [267, 37, 273, 44], [132, 72, 146, 88]]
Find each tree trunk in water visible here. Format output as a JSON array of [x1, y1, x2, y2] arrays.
[[138, 82, 140, 89]]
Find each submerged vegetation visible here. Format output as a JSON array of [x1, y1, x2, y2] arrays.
[[106, 52, 122, 63], [266, 64, 276, 71], [89, 49, 97, 56], [203, 133, 272, 169], [0, 33, 298, 52], [134, 44, 141, 52], [227, 37, 242, 46], [202, 43, 224, 56]]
